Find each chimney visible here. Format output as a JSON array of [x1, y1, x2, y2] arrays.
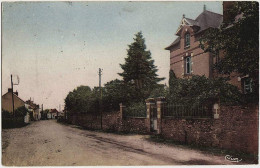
[[8, 88, 12, 93], [203, 5, 206, 11], [14, 90, 18, 96]]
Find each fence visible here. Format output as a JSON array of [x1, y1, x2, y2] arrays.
[[163, 103, 212, 118]]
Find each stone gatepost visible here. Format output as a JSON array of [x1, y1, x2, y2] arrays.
[[119, 103, 125, 119], [156, 97, 166, 134], [213, 103, 220, 119], [145, 98, 155, 132], [118, 103, 125, 131]]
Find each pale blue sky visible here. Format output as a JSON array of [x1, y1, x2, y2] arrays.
[[2, 1, 223, 109]]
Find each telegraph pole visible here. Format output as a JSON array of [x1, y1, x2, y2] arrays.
[[99, 68, 103, 129], [42, 104, 43, 120], [11, 75, 15, 118]]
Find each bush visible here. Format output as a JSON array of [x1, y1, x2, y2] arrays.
[[168, 70, 244, 106], [2, 109, 11, 118], [124, 102, 146, 117], [2, 117, 27, 129], [14, 106, 29, 117]]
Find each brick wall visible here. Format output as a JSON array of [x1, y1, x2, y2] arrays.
[[161, 105, 258, 154]]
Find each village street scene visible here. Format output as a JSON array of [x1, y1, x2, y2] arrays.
[[1, 1, 259, 166]]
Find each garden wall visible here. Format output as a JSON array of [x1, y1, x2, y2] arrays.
[[67, 111, 147, 134], [161, 105, 259, 154], [121, 117, 147, 133]]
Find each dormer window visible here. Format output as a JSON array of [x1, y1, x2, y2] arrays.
[[185, 33, 190, 47]]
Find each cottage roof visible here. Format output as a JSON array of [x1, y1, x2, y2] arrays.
[[2, 92, 25, 104], [50, 109, 59, 113], [165, 10, 223, 50]]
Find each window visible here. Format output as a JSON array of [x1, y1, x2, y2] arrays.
[[185, 33, 190, 47], [243, 77, 253, 94], [185, 56, 192, 74]]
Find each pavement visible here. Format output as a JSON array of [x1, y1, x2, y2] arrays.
[[2, 120, 235, 166]]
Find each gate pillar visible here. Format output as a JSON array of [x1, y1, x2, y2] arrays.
[[156, 97, 166, 134], [145, 98, 155, 133]]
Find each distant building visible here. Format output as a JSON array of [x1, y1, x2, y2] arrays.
[[47, 109, 59, 119], [25, 99, 41, 121], [2, 88, 30, 123], [2, 88, 25, 113]]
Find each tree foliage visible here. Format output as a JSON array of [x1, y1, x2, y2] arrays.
[[15, 106, 29, 117], [102, 79, 132, 110], [64, 86, 96, 114], [118, 32, 165, 101], [168, 70, 244, 105], [200, 1, 259, 81]]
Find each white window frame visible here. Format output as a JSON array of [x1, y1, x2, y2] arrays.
[[185, 56, 192, 74], [185, 33, 190, 47]]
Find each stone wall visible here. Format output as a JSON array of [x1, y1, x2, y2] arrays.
[[121, 117, 147, 133], [161, 105, 258, 154], [67, 111, 147, 134]]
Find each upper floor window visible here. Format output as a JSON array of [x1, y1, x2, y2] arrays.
[[185, 33, 190, 47], [185, 56, 192, 74]]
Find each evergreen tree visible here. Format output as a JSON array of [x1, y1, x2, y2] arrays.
[[118, 32, 164, 101]]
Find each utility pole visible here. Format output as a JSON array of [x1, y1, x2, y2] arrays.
[[42, 104, 43, 120], [99, 68, 103, 129], [11, 75, 15, 118]]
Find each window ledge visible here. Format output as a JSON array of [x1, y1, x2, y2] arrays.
[[184, 45, 190, 49], [183, 73, 192, 77]]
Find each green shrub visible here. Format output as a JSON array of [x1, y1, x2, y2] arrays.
[[124, 102, 146, 117], [168, 70, 244, 106], [2, 117, 27, 129], [14, 106, 29, 117]]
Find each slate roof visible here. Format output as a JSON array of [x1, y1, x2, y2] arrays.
[[165, 10, 223, 50], [195, 10, 223, 33], [185, 18, 199, 26]]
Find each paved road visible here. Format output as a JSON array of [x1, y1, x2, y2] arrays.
[[2, 120, 234, 166]]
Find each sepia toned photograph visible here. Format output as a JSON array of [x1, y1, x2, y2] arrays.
[[1, 1, 259, 166]]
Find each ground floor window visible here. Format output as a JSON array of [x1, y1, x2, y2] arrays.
[[242, 77, 253, 94]]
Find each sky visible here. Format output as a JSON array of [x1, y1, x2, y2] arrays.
[[1, 1, 223, 110]]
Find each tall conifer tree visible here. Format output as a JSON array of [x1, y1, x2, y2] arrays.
[[118, 32, 164, 101]]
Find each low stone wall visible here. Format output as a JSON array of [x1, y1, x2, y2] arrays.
[[102, 111, 121, 131], [161, 105, 258, 154], [67, 111, 147, 134], [121, 117, 147, 133]]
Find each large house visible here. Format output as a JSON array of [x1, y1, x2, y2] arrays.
[[165, 5, 242, 91]]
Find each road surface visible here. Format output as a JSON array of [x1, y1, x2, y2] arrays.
[[2, 120, 234, 166]]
